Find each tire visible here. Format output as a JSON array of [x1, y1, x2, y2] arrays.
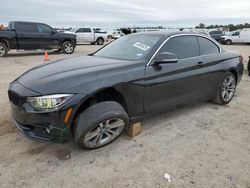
[[74, 101, 129, 150], [96, 37, 104, 45], [0, 42, 8, 57], [107, 35, 112, 39], [213, 72, 236, 105], [225, 40, 232, 45], [61, 41, 74, 54], [247, 59, 250, 75]]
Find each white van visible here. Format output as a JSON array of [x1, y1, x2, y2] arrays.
[[221, 29, 250, 45]]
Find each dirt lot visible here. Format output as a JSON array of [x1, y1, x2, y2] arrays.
[[0, 44, 249, 188]]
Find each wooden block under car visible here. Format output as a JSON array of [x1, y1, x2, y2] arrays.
[[126, 122, 142, 137]]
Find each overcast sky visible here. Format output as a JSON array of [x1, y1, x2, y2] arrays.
[[0, 0, 249, 28]]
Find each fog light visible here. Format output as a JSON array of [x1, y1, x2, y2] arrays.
[[45, 128, 51, 134]]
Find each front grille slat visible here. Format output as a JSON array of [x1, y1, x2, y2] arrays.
[[8, 90, 26, 106]]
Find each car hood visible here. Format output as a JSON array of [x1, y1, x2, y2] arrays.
[[64, 31, 75, 34], [17, 56, 141, 94], [58, 32, 76, 39]]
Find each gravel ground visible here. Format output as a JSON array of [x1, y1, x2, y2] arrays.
[[0, 44, 249, 188]]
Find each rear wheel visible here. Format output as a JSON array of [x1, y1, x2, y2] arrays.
[[96, 37, 104, 45], [62, 41, 74, 54], [0, 42, 8, 57], [247, 58, 250, 76], [213, 72, 236, 105], [74, 101, 128, 150]]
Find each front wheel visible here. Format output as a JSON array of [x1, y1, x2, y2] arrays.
[[213, 72, 236, 105], [225, 40, 232, 45], [62, 41, 74, 54], [0, 42, 8, 57], [74, 101, 129, 150]]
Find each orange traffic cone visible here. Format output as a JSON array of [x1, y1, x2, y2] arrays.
[[44, 51, 49, 61]]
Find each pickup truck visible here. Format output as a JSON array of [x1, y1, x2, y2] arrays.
[[65, 27, 108, 45], [0, 21, 76, 57], [209, 30, 225, 42]]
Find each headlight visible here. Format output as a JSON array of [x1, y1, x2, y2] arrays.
[[27, 94, 74, 110]]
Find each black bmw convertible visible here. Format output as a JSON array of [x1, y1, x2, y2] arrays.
[[8, 32, 244, 149]]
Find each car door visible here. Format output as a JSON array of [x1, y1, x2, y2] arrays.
[[231, 31, 241, 43], [15, 22, 40, 50], [75, 28, 85, 43], [196, 36, 223, 95], [37, 23, 60, 49], [76, 28, 94, 43], [144, 35, 211, 114]]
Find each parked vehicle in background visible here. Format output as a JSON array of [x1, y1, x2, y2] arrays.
[[221, 29, 250, 45], [112, 30, 125, 39], [248, 56, 250, 76], [65, 27, 108, 45], [8, 32, 243, 149], [93, 28, 113, 39], [0, 21, 76, 57], [112, 29, 124, 39], [209, 30, 224, 42], [185, 29, 211, 37], [150, 28, 211, 37]]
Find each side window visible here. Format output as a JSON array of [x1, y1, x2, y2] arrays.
[[232, 32, 239, 36], [76, 28, 84, 33], [159, 36, 199, 59], [37, 24, 53, 34], [198, 37, 220, 55], [76, 28, 91, 33], [16, 23, 38, 33], [83, 28, 92, 33], [217, 31, 223, 35]]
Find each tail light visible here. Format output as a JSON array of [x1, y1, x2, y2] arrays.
[[239, 55, 243, 64]]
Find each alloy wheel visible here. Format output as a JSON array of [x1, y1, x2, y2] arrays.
[[0, 45, 6, 57], [97, 38, 104, 45], [64, 43, 73, 53], [83, 118, 125, 148], [221, 75, 236, 102]]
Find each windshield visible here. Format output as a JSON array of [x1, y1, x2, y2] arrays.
[[69, 27, 78, 32], [94, 34, 162, 60]]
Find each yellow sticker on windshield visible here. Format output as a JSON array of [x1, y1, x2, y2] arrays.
[[133, 42, 150, 51]]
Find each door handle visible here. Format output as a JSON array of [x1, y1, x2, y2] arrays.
[[197, 61, 204, 65]]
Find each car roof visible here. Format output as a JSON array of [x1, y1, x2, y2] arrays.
[[134, 31, 209, 38], [11, 21, 47, 25]]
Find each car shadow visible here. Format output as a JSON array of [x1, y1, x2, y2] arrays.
[[7, 101, 220, 158], [6, 50, 62, 57], [139, 101, 216, 131]]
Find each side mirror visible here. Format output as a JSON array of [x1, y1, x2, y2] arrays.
[[154, 52, 178, 64], [52, 30, 57, 34]]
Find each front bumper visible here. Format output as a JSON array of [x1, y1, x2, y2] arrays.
[[10, 101, 71, 143], [8, 81, 82, 143], [13, 119, 56, 142]]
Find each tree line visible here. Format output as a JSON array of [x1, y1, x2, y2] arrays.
[[195, 23, 250, 31]]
